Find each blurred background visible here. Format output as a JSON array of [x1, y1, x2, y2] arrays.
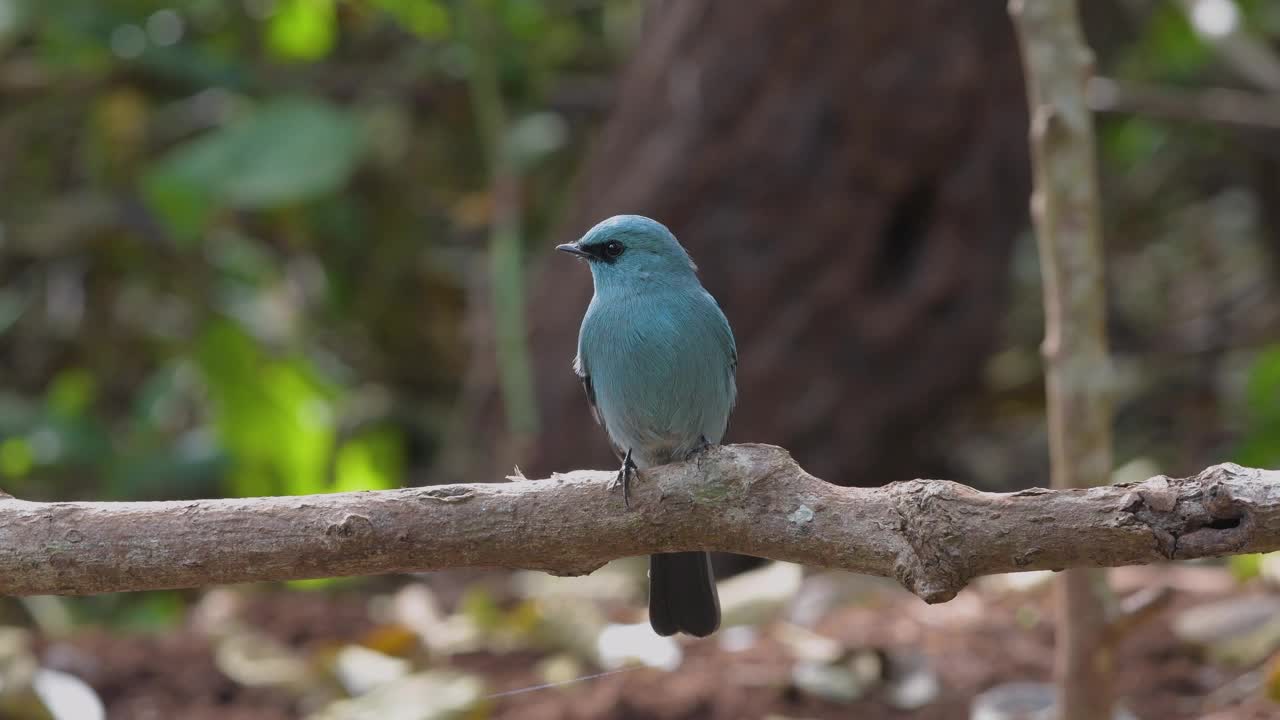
[[1, 0, 1279, 718]]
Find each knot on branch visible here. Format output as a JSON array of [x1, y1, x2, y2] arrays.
[[889, 479, 979, 603], [418, 486, 476, 504], [326, 513, 374, 541], [1121, 463, 1255, 560]]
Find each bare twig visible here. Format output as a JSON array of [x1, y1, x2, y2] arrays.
[[0, 444, 1276, 598], [1009, 0, 1116, 718], [460, 0, 539, 443], [1087, 77, 1280, 130]]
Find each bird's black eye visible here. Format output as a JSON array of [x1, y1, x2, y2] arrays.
[[603, 240, 625, 258]]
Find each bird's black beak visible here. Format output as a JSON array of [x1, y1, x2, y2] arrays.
[[556, 243, 591, 259]]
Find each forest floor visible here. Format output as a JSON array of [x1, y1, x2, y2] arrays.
[[25, 563, 1280, 720]]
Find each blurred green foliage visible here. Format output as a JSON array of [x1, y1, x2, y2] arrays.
[[0, 0, 638, 512], [1088, 1, 1280, 474], [1239, 345, 1280, 469], [144, 96, 365, 241]]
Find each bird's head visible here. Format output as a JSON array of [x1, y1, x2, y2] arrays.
[[557, 215, 698, 288]]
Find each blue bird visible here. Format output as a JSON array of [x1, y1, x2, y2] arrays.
[[557, 215, 737, 638]]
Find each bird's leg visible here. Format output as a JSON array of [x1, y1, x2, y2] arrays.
[[611, 448, 637, 510]]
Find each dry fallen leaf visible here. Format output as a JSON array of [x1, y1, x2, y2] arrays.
[[309, 670, 486, 720]]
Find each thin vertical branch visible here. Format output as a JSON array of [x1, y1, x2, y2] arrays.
[[1008, 2, 1116, 720], [460, 0, 539, 441]]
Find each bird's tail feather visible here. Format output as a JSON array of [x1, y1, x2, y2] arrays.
[[648, 551, 720, 637]]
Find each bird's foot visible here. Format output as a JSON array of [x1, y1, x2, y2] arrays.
[[610, 449, 637, 510]]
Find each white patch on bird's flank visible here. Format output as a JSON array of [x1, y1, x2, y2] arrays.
[[789, 504, 815, 526]]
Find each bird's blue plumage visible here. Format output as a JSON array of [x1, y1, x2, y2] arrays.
[[576, 283, 736, 469], [560, 214, 736, 637]]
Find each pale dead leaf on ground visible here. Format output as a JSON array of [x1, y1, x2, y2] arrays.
[[309, 671, 485, 720]]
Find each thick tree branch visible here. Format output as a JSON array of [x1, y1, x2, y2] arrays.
[[0, 444, 1277, 598]]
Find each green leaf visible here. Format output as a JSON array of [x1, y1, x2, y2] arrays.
[[1231, 553, 1264, 582], [46, 368, 96, 419], [1237, 345, 1280, 468], [195, 321, 338, 497], [1246, 346, 1280, 415], [143, 98, 363, 240], [285, 576, 361, 590], [267, 0, 338, 61], [375, 0, 449, 38], [459, 587, 504, 631], [502, 0, 547, 39], [332, 426, 405, 492], [0, 436, 33, 478]]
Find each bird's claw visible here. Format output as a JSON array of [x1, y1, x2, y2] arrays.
[[612, 449, 637, 510]]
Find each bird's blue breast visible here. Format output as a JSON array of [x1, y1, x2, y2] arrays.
[[577, 285, 736, 469]]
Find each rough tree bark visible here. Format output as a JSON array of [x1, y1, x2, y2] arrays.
[[0, 445, 1276, 598], [1010, 1, 1116, 719], [447, 0, 1030, 491]]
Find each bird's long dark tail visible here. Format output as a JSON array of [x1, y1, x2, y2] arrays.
[[648, 551, 720, 637]]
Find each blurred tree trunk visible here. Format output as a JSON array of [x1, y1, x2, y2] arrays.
[[444, 1, 1030, 493]]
